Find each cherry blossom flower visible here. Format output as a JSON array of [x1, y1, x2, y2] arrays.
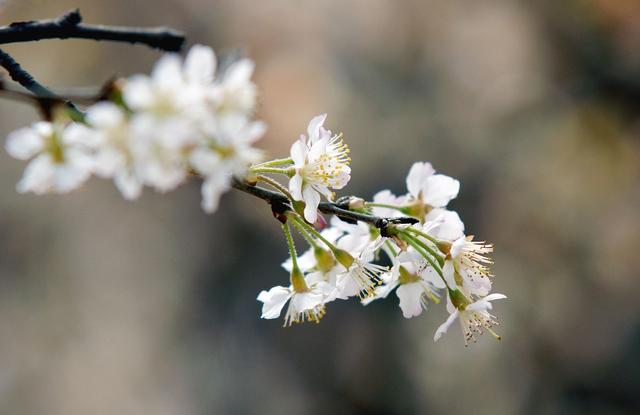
[[85, 102, 143, 200], [289, 114, 351, 223], [6, 121, 96, 194], [434, 293, 507, 345], [257, 277, 337, 326]]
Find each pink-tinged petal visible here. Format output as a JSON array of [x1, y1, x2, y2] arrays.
[[306, 113, 327, 142], [289, 138, 307, 167], [422, 174, 460, 208], [302, 186, 320, 223], [396, 283, 425, 318], [6, 126, 46, 160], [257, 286, 292, 319], [406, 162, 435, 198], [184, 44, 216, 84], [289, 173, 304, 200], [434, 310, 459, 342]]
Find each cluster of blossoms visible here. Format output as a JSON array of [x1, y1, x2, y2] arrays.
[[257, 116, 506, 346], [5, 45, 263, 213], [5, 44, 505, 346]]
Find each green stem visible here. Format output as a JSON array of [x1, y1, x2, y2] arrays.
[[384, 240, 398, 257], [290, 217, 319, 249], [253, 157, 293, 168], [282, 222, 298, 270], [256, 175, 293, 201], [400, 230, 444, 267], [404, 226, 439, 245], [364, 202, 408, 212], [291, 214, 339, 254], [250, 166, 291, 175], [401, 233, 449, 289]]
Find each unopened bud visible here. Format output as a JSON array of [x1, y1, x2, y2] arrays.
[[348, 197, 365, 210]]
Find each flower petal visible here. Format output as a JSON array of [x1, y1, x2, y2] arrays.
[[406, 162, 435, 198], [422, 174, 460, 208], [184, 44, 216, 84], [433, 310, 459, 342], [302, 185, 320, 223], [257, 286, 292, 319], [396, 283, 425, 318], [306, 113, 327, 143]]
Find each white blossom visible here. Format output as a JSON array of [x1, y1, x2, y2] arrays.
[[257, 278, 337, 326], [6, 121, 96, 194], [289, 114, 351, 223], [434, 293, 506, 345]]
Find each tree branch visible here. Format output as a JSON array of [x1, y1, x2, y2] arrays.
[[0, 9, 185, 52], [231, 177, 418, 229]]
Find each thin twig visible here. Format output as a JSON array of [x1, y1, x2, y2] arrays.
[[231, 177, 418, 229], [0, 9, 185, 52]]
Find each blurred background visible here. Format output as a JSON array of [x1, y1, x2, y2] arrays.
[[1, 0, 640, 414]]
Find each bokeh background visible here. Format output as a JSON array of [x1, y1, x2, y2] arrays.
[[1, 1, 640, 414]]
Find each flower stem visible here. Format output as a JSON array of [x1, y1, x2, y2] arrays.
[[401, 232, 449, 289], [364, 202, 408, 212], [282, 222, 298, 270], [253, 157, 293, 168], [250, 166, 291, 175], [290, 217, 319, 249], [256, 174, 293, 201], [404, 226, 439, 245], [400, 230, 444, 266], [290, 214, 339, 254]]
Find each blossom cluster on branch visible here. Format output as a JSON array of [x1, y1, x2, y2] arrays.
[[3, 43, 506, 346]]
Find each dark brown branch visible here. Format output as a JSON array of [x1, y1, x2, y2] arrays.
[[231, 177, 418, 229], [0, 9, 185, 52]]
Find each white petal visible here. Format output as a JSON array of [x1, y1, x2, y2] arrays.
[[433, 310, 459, 342], [152, 54, 183, 89], [442, 260, 458, 289], [396, 283, 425, 318], [406, 162, 435, 198], [62, 123, 100, 148], [257, 286, 292, 319], [6, 125, 47, 160], [288, 173, 303, 201], [421, 174, 460, 208], [223, 58, 254, 85], [114, 169, 143, 200], [483, 293, 508, 302], [306, 113, 327, 142], [184, 44, 216, 84], [289, 138, 307, 167], [86, 102, 125, 129], [16, 155, 54, 194], [302, 186, 321, 223], [122, 76, 154, 110], [201, 174, 230, 213]]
